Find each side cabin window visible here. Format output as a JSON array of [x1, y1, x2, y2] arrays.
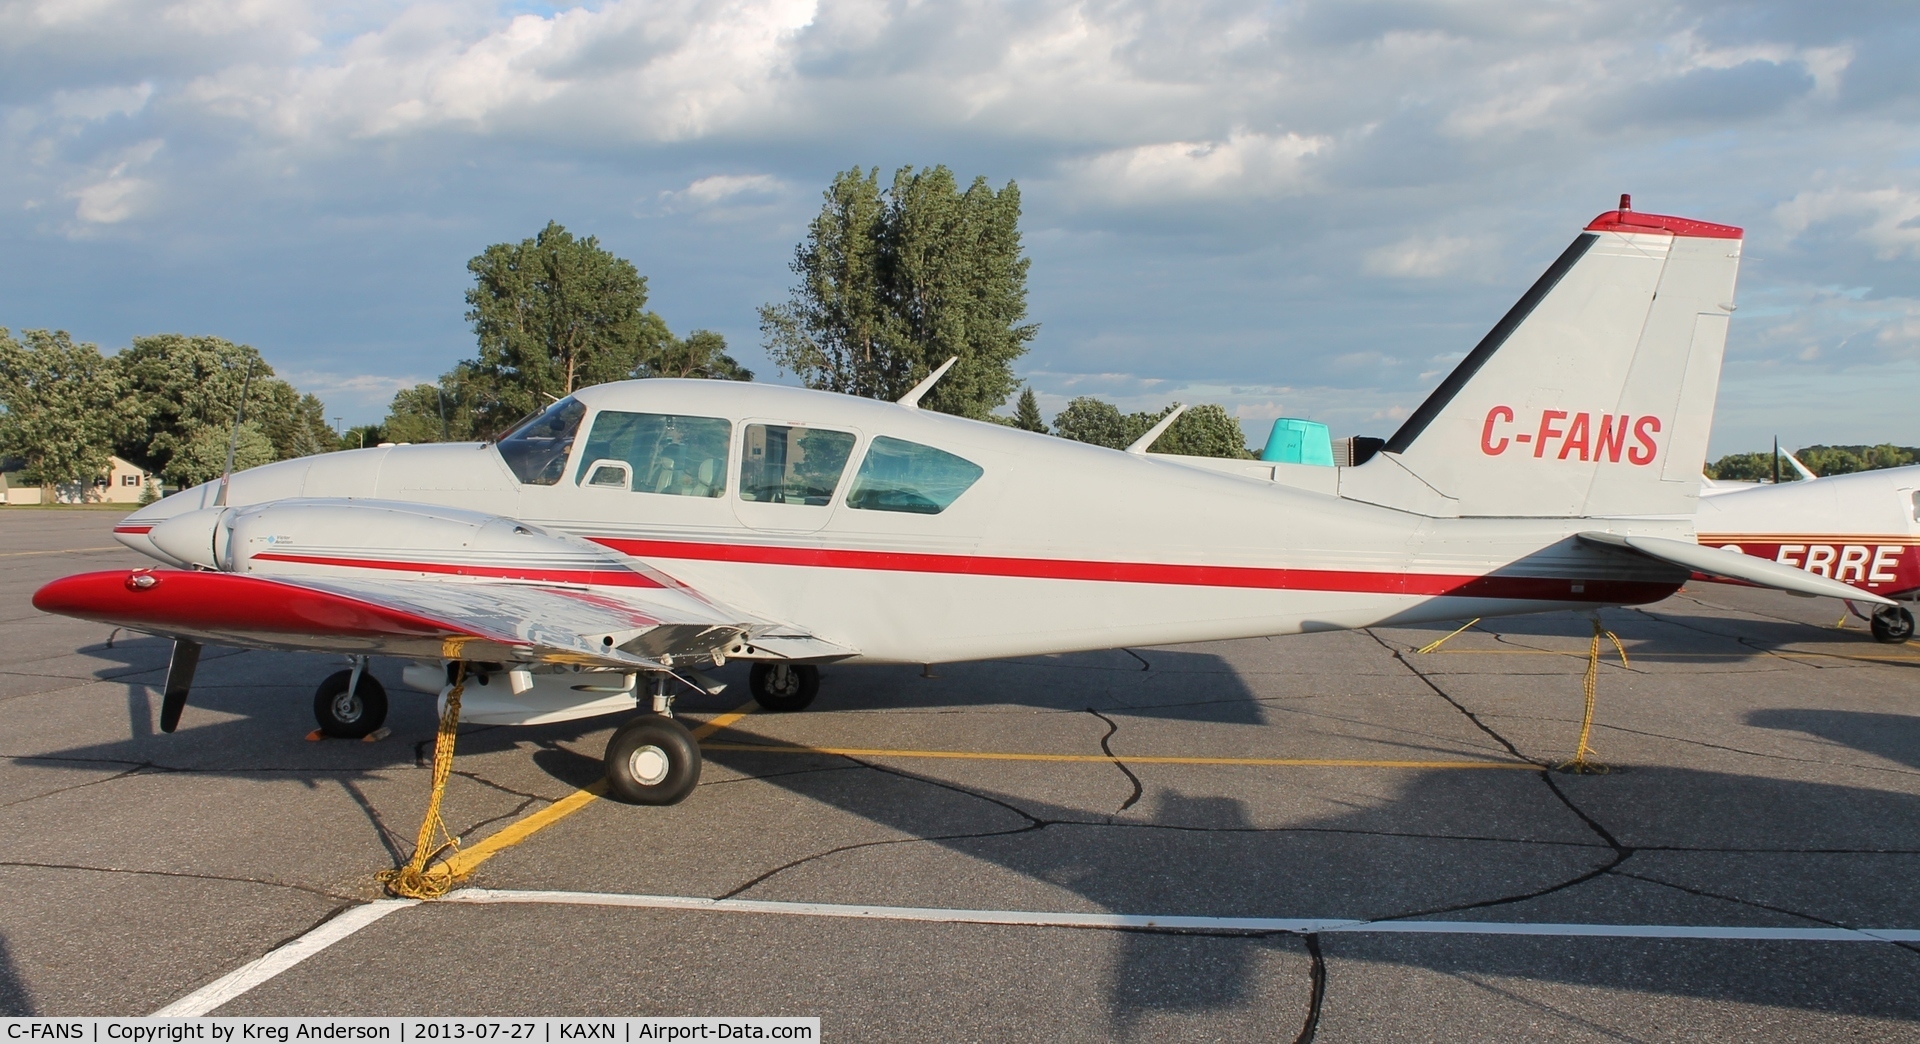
[[740, 424, 856, 506], [496, 397, 585, 486], [847, 436, 984, 515], [576, 412, 731, 497], [1912, 490, 1920, 524]]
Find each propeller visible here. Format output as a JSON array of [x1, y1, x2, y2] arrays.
[[159, 639, 202, 734]]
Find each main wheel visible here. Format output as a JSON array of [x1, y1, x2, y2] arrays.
[[1871, 605, 1916, 644], [313, 669, 389, 738], [749, 663, 819, 712], [604, 715, 701, 805]]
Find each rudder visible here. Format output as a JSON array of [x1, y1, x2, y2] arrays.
[[1360, 203, 1742, 519]]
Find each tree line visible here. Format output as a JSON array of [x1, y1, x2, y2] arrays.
[[0, 330, 335, 498], [2, 166, 1259, 500], [1708, 444, 1920, 481]]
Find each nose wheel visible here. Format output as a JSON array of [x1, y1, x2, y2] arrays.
[[1871, 605, 1915, 644], [604, 714, 701, 804], [748, 663, 819, 712], [313, 668, 389, 738]]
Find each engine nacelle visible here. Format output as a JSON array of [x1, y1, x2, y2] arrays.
[[157, 498, 642, 586]]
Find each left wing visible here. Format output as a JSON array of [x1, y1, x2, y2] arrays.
[[34, 568, 752, 668]]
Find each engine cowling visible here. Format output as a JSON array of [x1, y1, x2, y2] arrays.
[[155, 498, 644, 587]]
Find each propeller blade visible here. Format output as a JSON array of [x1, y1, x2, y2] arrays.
[[160, 639, 202, 734]]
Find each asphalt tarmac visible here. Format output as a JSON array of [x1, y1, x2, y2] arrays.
[[5, 507, 1920, 1041]]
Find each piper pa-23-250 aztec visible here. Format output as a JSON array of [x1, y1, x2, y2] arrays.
[[35, 200, 1896, 805]]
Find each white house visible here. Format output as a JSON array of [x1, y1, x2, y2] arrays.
[[2, 456, 159, 505]]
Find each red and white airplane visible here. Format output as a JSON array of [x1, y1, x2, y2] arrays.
[[35, 200, 1894, 804], [1694, 464, 1920, 642]]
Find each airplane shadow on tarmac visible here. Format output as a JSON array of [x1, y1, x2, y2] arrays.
[[31, 632, 1920, 1029], [0, 935, 30, 1016], [1748, 708, 1920, 772]]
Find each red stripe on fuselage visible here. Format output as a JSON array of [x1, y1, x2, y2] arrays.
[[114, 524, 154, 535], [248, 552, 662, 588], [591, 537, 1678, 605]]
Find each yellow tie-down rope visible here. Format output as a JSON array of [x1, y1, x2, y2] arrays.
[[378, 657, 467, 899], [1558, 617, 1628, 775]]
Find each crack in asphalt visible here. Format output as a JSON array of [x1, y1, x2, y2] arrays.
[[0, 760, 152, 809], [715, 759, 1046, 901], [1085, 708, 1144, 813], [1615, 869, 1920, 960], [1294, 933, 1325, 1044], [338, 778, 404, 864], [1122, 649, 1151, 672], [1592, 721, 1920, 778], [1447, 970, 1652, 1043], [0, 859, 356, 902], [1366, 628, 1636, 924]]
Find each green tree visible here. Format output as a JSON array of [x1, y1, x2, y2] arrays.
[[640, 327, 754, 381], [339, 423, 387, 451], [0, 329, 122, 498], [1154, 404, 1255, 458], [1051, 397, 1253, 458], [1051, 397, 1134, 449], [463, 221, 654, 432], [115, 334, 332, 486], [1013, 386, 1047, 433], [762, 165, 1036, 419], [1706, 452, 1793, 482], [1797, 444, 1916, 476]]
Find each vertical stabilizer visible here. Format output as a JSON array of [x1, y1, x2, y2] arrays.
[[1359, 205, 1742, 518]]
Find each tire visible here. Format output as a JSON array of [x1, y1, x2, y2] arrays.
[[313, 669, 389, 738], [1871, 605, 1915, 645], [748, 663, 819, 712], [604, 715, 701, 805]]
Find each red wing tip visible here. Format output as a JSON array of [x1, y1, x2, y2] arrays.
[[1586, 210, 1743, 239]]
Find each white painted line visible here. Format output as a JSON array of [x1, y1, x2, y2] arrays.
[[151, 899, 419, 1016], [444, 888, 1920, 943]]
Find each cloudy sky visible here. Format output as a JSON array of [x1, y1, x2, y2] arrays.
[[4, 0, 1918, 454]]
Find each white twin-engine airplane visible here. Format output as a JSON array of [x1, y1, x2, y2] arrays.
[[35, 202, 1897, 805], [1693, 463, 1920, 643]]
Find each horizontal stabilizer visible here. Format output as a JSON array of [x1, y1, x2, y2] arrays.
[[1576, 533, 1896, 605]]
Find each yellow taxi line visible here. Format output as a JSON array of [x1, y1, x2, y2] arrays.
[[439, 699, 759, 878]]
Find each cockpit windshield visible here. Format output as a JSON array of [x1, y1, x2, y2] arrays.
[[496, 397, 585, 486]]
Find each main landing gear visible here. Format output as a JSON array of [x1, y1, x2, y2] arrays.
[[748, 662, 819, 712], [313, 663, 389, 738], [604, 672, 703, 804], [601, 663, 826, 803], [1871, 604, 1916, 645]]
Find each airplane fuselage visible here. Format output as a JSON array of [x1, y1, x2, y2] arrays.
[[114, 380, 1687, 665]]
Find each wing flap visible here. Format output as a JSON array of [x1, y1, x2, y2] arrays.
[[1576, 532, 1898, 606]]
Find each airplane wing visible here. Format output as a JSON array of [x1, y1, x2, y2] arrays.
[[1576, 532, 1899, 606], [33, 569, 759, 668]]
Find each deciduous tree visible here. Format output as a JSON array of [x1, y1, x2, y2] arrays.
[[762, 165, 1036, 419], [463, 221, 653, 431], [1051, 397, 1253, 458], [116, 334, 331, 486], [0, 328, 122, 497]]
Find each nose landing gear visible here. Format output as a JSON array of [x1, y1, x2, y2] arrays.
[[748, 662, 819, 712], [313, 665, 389, 738]]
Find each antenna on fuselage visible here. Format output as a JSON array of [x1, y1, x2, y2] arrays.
[[1125, 403, 1189, 455], [898, 357, 959, 410], [213, 360, 255, 508]]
